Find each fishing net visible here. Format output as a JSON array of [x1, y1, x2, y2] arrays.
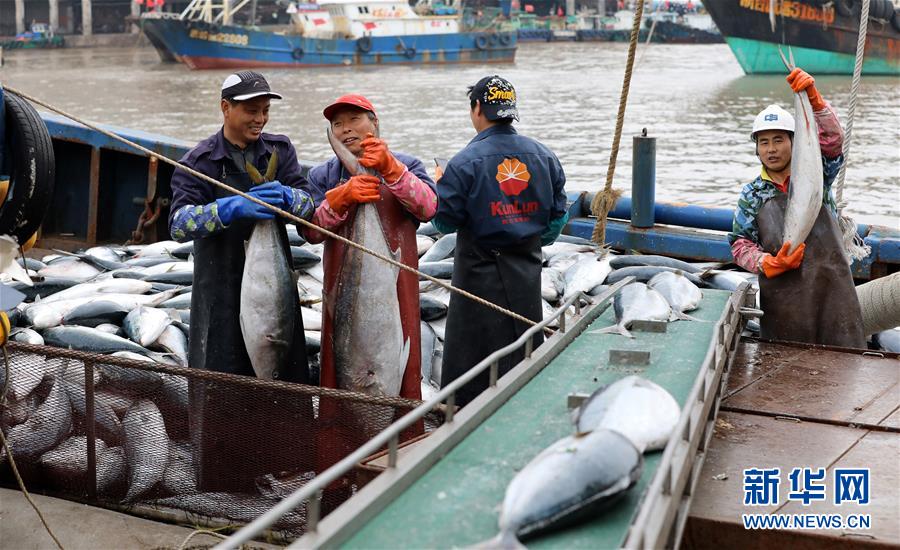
[[0, 342, 441, 542]]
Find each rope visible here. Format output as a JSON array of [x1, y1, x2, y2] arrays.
[[0, 319, 66, 550], [590, 0, 644, 245], [3, 86, 549, 334], [176, 528, 228, 550], [832, 0, 872, 262]]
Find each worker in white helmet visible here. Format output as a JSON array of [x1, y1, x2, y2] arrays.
[[728, 68, 865, 348]]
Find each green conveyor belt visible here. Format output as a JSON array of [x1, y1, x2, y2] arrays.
[[342, 289, 733, 549]]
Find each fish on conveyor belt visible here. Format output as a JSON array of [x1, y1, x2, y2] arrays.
[[563, 255, 612, 301], [328, 128, 410, 398], [478, 429, 642, 548], [782, 60, 823, 255], [239, 152, 297, 380], [122, 399, 169, 502], [572, 375, 681, 452], [590, 283, 672, 338], [609, 254, 706, 274], [606, 265, 706, 287], [647, 271, 703, 322]]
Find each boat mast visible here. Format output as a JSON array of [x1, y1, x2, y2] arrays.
[[180, 0, 253, 24]]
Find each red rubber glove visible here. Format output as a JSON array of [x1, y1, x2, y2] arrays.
[[358, 133, 406, 183], [324, 174, 381, 215], [761, 241, 806, 278], [787, 68, 826, 111]]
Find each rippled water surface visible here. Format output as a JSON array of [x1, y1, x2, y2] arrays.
[[3, 42, 897, 225]]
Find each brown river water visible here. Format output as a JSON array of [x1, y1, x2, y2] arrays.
[[2, 42, 897, 226]]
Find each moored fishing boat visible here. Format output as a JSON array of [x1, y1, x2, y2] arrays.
[[140, 0, 516, 69], [701, 0, 900, 74]]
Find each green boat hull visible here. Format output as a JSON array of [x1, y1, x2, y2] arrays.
[[725, 37, 899, 75]]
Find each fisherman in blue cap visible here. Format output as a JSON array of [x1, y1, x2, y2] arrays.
[[433, 75, 569, 406]]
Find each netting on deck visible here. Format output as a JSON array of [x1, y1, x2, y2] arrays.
[[0, 342, 439, 542]]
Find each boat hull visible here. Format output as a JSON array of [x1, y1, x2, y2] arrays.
[[702, 0, 899, 74], [141, 17, 516, 69]]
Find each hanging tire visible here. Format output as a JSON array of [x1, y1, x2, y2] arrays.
[[489, 33, 500, 46], [357, 35, 372, 53], [403, 46, 416, 59], [0, 91, 55, 245], [835, 0, 857, 17], [892, 8, 900, 32], [499, 33, 512, 46], [475, 34, 489, 50], [291, 47, 304, 60]]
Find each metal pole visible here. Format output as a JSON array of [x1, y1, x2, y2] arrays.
[[631, 127, 656, 228], [49, 0, 60, 34], [81, 0, 92, 36], [130, 0, 140, 33], [15, 0, 25, 34]]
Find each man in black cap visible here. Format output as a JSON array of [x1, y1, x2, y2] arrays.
[[168, 71, 316, 489], [433, 75, 568, 406]]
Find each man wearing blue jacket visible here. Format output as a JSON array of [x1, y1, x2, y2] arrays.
[[433, 75, 568, 406]]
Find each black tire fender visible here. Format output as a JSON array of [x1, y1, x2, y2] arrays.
[[475, 34, 489, 50], [403, 46, 416, 59], [499, 33, 512, 46], [489, 32, 500, 45], [835, 0, 857, 18], [291, 47, 304, 60], [0, 91, 55, 244], [892, 8, 900, 32], [357, 35, 373, 53]]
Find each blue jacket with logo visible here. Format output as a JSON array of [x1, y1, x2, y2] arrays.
[[433, 125, 567, 248]]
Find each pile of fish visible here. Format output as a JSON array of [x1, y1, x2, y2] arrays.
[[479, 375, 681, 547]]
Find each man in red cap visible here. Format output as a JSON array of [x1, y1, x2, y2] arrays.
[[305, 94, 437, 402]]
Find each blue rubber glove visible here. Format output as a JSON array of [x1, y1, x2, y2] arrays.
[[216, 184, 286, 225], [253, 180, 297, 210]]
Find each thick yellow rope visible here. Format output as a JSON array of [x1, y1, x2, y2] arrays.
[[590, 0, 645, 245]]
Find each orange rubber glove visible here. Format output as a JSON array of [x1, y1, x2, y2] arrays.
[[358, 133, 406, 183], [761, 241, 806, 278], [324, 174, 381, 215], [787, 68, 825, 111]]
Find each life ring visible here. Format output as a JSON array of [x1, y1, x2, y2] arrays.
[[357, 35, 373, 53], [291, 47, 304, 60], [499, 33, 512, 46], [0, 91, 55, 245], [489, 33, 500, 46], [403, 46, 416, 59], [475, 34, 489, 50]]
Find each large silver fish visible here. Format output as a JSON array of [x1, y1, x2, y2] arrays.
[[572, 375, 681, 452], [3, 378, 72, 460], [563, 255, 612, 301], [647, 270, 703, 322], [782, 65, 823, 255], [122, 399, 169, 502], [327, 128, 410, 398], [480, 429, 642, 548], [590, 282, 672, 338], [239, 151, 297, 380]]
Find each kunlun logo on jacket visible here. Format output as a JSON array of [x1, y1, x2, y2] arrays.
[[496, 158, 530, 196]]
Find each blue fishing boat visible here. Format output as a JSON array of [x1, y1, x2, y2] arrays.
[[140, 0, 516, 70]]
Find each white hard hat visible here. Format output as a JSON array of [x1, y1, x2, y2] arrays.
[[751, 104, 795, 140]]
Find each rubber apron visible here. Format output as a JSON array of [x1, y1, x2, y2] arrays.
[[440, 230, 543, 407], [757, 193, 866, 348], [189, 154, 312, 492]]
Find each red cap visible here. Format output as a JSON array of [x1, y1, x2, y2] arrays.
[[323, 94, 376, 120]]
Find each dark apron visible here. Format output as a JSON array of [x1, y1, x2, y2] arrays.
[[440, 230, 543, 407], [189, 157, 312, 492], [757, 193, 866, 348]]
